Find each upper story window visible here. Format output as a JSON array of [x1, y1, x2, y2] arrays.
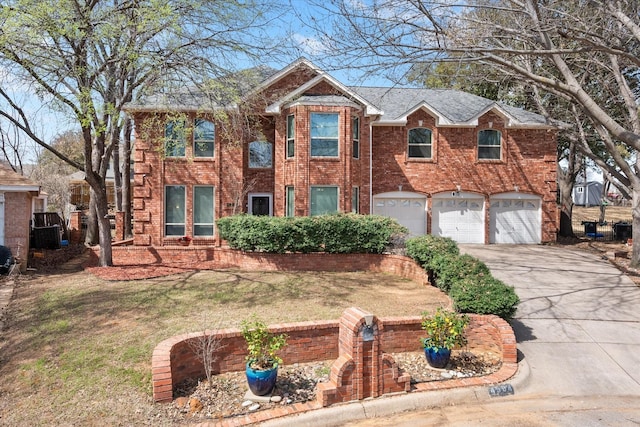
[[249, 140, 273, 168], [286, 115, 295, 158], [194, 119, 215, 157], [165, 120, 186, 157], [311, 113, 339, 157], [352, 116, 360, 159], [408, 127, 432, 159], [478, 129, 502, 160]]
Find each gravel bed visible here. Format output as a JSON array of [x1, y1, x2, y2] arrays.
[[167, 350, 501, 423]]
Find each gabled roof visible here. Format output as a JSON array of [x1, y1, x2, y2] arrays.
[[0, 164, 40, 195], [348, 87, 551, 128], [124, 58, 553, 128], [265, 72, 382, 116]]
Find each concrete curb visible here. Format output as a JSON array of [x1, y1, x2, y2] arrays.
[[261, 358, 531, 426]]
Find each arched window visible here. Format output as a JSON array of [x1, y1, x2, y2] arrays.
[[408, 128, 432, 158], [249, 140, 273, 168], [478, 129, 502, 160]]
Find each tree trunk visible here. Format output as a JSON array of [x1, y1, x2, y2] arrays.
[[557, 174, 575, 238], [85, 190, 99, 245], [94, 187, 113, 266], [122, 118, 132, 238]]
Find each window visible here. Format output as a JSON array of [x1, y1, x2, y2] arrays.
[[408, 128, 432, 159], [194, 119, 214, 157], [478, 129, 502, 160], [193, 186, 214, 236], [165, 120, 186, 157], [311, 113, 339, 157], [576, 187, 584, 194], [165, 185, 185, 236], [249, 141, 273, 168], [352, 187, 359, 213], [311, 186, 338, 216], [286, 186, 295, 217], [352, 116, 360, 159], [286, 115, 295, 158]]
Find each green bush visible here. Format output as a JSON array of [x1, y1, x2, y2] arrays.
[[449, 276, 520, 319], [405, 235, 459, 270], [429, 253, 491, 292], [217, 214, 406, 254]]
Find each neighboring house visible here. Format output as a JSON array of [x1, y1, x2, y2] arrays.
[[0, 163, 46, 264], [124, 59, 558, 246], [572, 181, 603, 207]]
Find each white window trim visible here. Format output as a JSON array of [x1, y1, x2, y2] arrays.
[[248, 193, 273, 216], [193, 185, 215, 237], [407, 127, 433, 159], [310, 112, 340, 158], [310, 185, 340, 216]]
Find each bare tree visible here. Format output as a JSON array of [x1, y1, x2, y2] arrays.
[[0, 0, 287, 266], [187, 314, 225, 386], [307, 0, 640, 263]]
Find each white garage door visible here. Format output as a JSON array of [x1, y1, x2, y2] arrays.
[[490, 194, 541, 244], [432, 194, 485, 244], [373, 192, 426, 236]]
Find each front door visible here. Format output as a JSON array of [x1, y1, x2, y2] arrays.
[[249, 194, 272, 216]]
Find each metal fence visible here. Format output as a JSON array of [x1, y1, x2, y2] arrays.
[[572, 219, 633, 241]]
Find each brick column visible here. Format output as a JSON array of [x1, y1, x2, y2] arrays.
[[68, 211, 83, 244]]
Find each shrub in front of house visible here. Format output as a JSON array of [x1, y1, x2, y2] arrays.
[[216, 214, 407, 254], [405, 235, 519, 319], [405, 235, 459, 270], [449, 276, 520, 320], [429, 253, 491, 292]]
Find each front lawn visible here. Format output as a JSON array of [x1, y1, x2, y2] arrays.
[[0, 265, 450, 426]]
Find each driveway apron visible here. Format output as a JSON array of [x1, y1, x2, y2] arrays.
[[461, 245, 640, 397]]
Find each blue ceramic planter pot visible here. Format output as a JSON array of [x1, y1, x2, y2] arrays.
[[246, 363, 278, 396], [424, 346, 451, 369]]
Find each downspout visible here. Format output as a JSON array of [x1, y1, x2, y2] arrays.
[[369, 122, 373, 214]]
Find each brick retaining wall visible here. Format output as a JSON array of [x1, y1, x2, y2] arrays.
[[152, 311, 518, 422], [108, 246, 430, 285]]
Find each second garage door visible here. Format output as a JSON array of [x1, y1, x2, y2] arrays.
[[490, 194, 541, 244], [432, 193, 485, 244]]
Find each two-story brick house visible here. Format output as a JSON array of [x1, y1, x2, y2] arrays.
[[125, 58, 557, 247]]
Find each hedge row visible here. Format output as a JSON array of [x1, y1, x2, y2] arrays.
[[216, 214, 407, 254], [406, 235, 519, 319]]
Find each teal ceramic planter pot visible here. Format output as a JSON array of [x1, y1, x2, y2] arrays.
[[246, 363, 278, 396]]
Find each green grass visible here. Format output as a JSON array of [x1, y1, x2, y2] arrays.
[[0, 268, 450, 426]]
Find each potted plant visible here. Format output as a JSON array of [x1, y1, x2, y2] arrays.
[[241, 315, 288, 396], [420, 307, 469, 368], [177, 236, 192, 246]]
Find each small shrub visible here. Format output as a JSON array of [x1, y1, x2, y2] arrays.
[[240, 315, 288, 370], [430, 253, 491, 292], [449, 276, 520, 319], [405, 235, 459, 269], [420, 307, 469, 350]]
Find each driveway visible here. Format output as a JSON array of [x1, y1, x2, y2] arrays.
[[265, 245, 640, 426], [461, 244, 640, 397]]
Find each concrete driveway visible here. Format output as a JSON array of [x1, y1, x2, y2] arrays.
[[461, 245, 640, 398], [265, 245, 640, 426]]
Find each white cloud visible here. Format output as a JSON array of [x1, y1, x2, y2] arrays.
[[292, 33, 329, 56]]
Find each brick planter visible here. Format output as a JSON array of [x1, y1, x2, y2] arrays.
[[152, 308, 518, 425]]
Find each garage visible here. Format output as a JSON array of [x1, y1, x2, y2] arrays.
[[490, 193, 541, 244], [431, 192, 485, 244], [372, 192, 427, 236]]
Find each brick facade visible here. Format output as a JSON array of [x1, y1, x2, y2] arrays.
[[126, 59, 558, 247]]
